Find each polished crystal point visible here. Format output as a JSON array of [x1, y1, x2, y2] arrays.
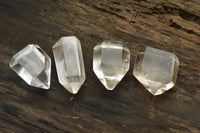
[[9, 44, 51, 89], [93, 41, 130, 90], [52, 36, 86, 94], [133, 47, 179, 95]]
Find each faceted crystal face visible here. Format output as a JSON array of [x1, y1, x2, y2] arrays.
[[52, 36, 86, 94], [9, 44, 51, 89], [93, 41, 130, 90], [133, 47, 179, 95]]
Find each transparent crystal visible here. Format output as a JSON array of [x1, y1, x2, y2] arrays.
[[133, 47, 179, 95], [52, 36, 86, 94], [93, 41, 130, 90], [9, 44, 51, 89]]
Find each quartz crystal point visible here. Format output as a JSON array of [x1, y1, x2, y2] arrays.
[[93, 41, 130, 90], [52, 36, 86, 94], [9, 44, 51, 89], [133, 47, 179, 95]]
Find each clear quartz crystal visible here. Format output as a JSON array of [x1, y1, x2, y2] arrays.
[[52, 36, 86, 94], [9, 44, 51, 89], [133, 47, 179, 95], [93, 41, 130, 90]]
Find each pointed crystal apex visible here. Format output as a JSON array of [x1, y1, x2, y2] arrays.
[[133, 47, 179, 95], [9, 44, 51, 89], [70, 82, 82, 94], [52, 36, 86, 94], [93, 41, 130, 90], [104, 78, 119, 90]]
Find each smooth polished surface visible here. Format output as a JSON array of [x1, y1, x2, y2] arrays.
[[93, 41, 130, 90], [133, 47, 179, 95], [0, 0, 200, 132], [9, 44, 51, 89], [52, 36, 85, 94]]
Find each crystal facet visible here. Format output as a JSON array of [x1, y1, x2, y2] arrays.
[[9, 44, 51, 89], [52, 36, 86, 94], [93, 41, 130, 90], [133, 47, 179, 95]]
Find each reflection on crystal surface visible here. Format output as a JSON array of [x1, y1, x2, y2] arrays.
[[52, 36, 85, 94], [133, 47, 179, 95], [9, 44, 51, 89], [93, 41, 130, 90]]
